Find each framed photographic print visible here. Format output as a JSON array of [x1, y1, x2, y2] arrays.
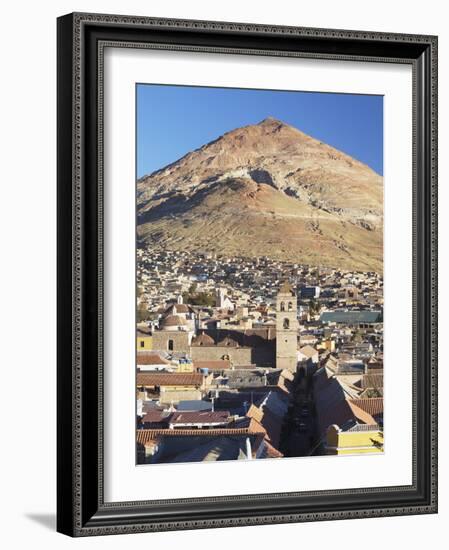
[[57, 12, 438, 536]]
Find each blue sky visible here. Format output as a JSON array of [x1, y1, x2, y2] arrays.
[[136, 84, 383, 178]]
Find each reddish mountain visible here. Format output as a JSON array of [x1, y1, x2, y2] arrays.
[[137, 117, 383, 272]]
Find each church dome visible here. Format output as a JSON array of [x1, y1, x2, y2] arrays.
[[218, 336, 238, 347], [191, 333, 215, 346], [160, 315, 187, 330]]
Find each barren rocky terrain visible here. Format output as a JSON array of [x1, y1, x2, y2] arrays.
[[137, 117, 383, 272]]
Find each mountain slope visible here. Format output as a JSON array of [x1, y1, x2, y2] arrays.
[[137, 117, 383, 272]]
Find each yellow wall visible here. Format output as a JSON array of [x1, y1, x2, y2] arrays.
[[161, 385, 198, 392], [177, 362, 195, 373], [324, 339, 335, 352], [160, 387, 202, 404], [326, 426, 383, 455], [137, 336, 152, 351], [317, 339, 335, 352]]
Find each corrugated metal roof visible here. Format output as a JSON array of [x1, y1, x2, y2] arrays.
[[170, 411, 230, 424], [166, 437, 248, 463], [320, 310, 382, 324]]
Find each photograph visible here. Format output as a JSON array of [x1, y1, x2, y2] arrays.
[[53, 9, 437, 537], [135, 84, 384, 464]]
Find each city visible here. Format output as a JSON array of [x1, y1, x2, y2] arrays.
[[136, 246, 384, 464]]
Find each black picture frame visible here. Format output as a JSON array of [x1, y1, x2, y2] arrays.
[[57, 12, 438, 537]]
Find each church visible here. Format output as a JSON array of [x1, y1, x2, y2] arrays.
[[275, 281, 300, 372], [147, 282, 300, 372]]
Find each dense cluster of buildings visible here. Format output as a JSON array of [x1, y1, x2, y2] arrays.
[[136, 247, 384, 464]]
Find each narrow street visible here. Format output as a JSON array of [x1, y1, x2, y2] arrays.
[[280, 371, 318, 457]]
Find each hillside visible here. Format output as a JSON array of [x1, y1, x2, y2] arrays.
[[137, 117, 383, 272]]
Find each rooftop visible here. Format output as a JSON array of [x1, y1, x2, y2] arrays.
[[170, 411, 231, 424], [320, 310, 382, 324], [136, 420, 266, 445], [137, 354, 170, 365], [160, 314, 187, 327], [349, 397, 383, 417], [137, 372, 204, 387], [193, 360, 231, 370]]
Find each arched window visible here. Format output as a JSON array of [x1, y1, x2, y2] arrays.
[[283, 318, 290, 329], [288, 301, 293, 311], [280, 301, 285, 311], [168, 339, 174, 351]]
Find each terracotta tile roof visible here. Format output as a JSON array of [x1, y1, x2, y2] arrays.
[[349, 397, 383, 417], [142, 410, 171, 424], [193, 360, 231, 370], [246, 404, 283, 448], [137, 354, 170, 365], [136, 423, 266, 445], [246, 404, 264, 424], [141, 402, 164, 414], [137, 373, 204, 387], [259, 440, 284, 459], [233, 415, 267, 435], [164, 303, 194, 315], [247, 417, 267, 435], [317, 398, 376, 435], [347, 401, 377, 425]]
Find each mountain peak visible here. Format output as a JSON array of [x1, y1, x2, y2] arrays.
[[258, 116, 285, 127], [137, 118, 383, 271]]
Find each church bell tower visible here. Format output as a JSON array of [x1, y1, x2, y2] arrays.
[[276, 281, 299, 372]]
